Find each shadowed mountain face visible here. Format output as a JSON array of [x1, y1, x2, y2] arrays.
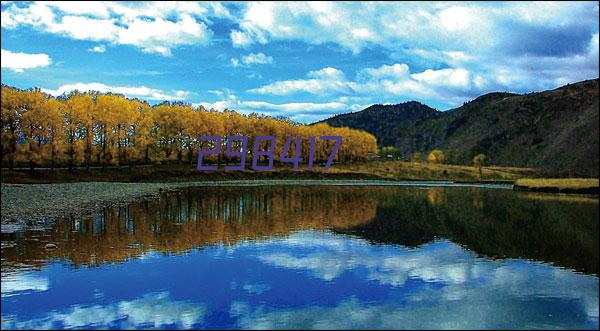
[[318, 79, 599, 176], [320, 101, 440, 149]]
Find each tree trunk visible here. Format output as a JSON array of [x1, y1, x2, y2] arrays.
[[51, 141, 55, 170], [188, 145, 194, 165], [86, 127, 91, 170], [29, 140, 34, 171], [9, 124, 16, 170], [117, 139, 122, 166], [122, 138, 128, 167], [68, 129, 74, 171], [102, 126, 107, 169]]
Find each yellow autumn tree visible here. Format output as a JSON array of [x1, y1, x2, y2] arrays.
[[427, 149, 445, 163], [0, 85, 379, 169], [472, 153, 486, 179]]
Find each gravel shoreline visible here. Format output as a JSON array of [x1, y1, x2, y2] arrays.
[[1, 182, 182, 232]]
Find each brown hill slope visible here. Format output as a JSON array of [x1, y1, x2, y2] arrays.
[[319, 79, 599, 176]]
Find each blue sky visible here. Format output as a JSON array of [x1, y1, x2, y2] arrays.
[[1, 1, 599, 123]]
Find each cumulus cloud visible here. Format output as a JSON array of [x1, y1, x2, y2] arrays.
[[230, 1, 598, 105], [2, 2, 598, 119], [230, 29, 253, 48], [411, 68, 470, 88], [240, 100, 352, 113], [248, 27, 598, 108], [231, 52, 273, 67], [88, 45, 106, 53], [241, 52, 273, 65], [248, 64, 480, 105], [41, 82, 191, 101], [194, 88, 364, 122], [231, 2, 598, 56], [0, 1, 229, 56], [1, 49, 51, 72], [196, 98, 363, 121], [249, 67, 352, 96]]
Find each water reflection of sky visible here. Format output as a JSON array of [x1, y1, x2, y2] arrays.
[[2, 230, 598, 330]]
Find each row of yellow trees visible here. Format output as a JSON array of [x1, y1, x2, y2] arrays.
[[1, 85, 378, 169]]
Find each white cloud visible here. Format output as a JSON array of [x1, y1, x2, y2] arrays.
[[405, 49, 475, 67], [197, 100, 232, 111], [1, 1, 226, 56], [438, 6, 477, 32], [2, 2, 597, 116], [194, 88, 363, 122], [1, 49, 51, 72], [411, 68, 471, 88], [88, 45, 106, 53], [41, 82, 191, 101], [231, 52, 274, 67], [241, 52, 273, 65], [196, 98, 357, 115], [241, 100, 351, 113], [357, 63, 410, 80], [308, 67, 346, 80], [228, 1, 598, 99], [116, 14, 210, 56], [249, 64, 479, 105], [49, 15, 120, 42], [231, 2, 597, 54], [230, 29, 253, 48], [249, 67, 351, 96]]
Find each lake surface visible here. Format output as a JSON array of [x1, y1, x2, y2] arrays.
[[1, 185, 598, 329]]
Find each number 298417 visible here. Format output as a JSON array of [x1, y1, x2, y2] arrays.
[[197, 136, 342, 172]]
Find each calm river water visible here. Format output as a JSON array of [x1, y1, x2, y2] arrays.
[[1, 185, 598, 329]]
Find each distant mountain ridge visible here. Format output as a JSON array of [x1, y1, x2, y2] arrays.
[[317, 78, 599, 176]]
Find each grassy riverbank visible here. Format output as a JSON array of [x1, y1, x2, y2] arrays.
[[1, 161, 544, 184], [333, 160, 543, 181], [514, 178, 599, 194]]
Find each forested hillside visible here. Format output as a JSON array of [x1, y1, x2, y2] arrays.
[[320, 79, 599, 176]]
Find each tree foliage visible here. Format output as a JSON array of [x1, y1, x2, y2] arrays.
[[411, 151, 424, 163], [472, 154, 486, 167], [1, 85, 378, 168], [427, 149, 445, 163]]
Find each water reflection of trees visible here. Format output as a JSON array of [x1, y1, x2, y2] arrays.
[[1, 186, 377, 269], [338, 187, 599, 275], [2, 186, 597, 275]]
